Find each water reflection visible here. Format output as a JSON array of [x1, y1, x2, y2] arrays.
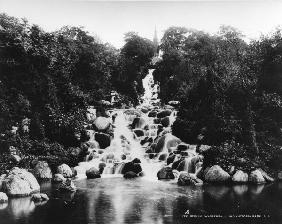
[[0, 179, 281, 224]]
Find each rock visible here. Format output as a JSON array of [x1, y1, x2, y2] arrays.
[[204, 165, 230, 182], [58, 179, 76, 192], [31, 193, 49, 202], [57, 164, 73, 178], [81, 141, 100, 151], [0, 192, 8, 203], [249, 170, 266, 184], [177, 143, 189, 151], [157, 167, 175, 180], [177, 173, 203, 186], [124, 171, 138, 179], [232, 170, 248, 183], [70, 147, 82, 157], [33, 161, 52, 179], [133, 129, 145, 137], [95, 132, 111, 149], [99, 163, 107, 173], [3, 167, 40, 196], [161, 117, 170, 127], [157, 110, 172, 118], [131, 117, 146, 129], [86, 167, 101, 179], [71, 167, 77, 177], [258, 168, 274, 182], [132, 158, 141, 164], [53, 174, 65, 183], [155, 133, 181, 153], [148, 111, 157, 117], [158, 153, 168, 161], [93, 117, 111, 131], [121, 162, 142, 175], [167, 154, 176, 165], [172, 159, 183, 170]]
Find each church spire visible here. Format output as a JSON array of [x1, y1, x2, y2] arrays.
[[153, 26, 158, 56]]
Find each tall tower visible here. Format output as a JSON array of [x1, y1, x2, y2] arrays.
[[153, 26, 159, 57]]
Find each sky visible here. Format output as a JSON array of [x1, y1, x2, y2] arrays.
[[1, 0, 282, 48]]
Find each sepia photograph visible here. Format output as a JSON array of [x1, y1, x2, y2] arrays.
[[0, 0, 282, 223]]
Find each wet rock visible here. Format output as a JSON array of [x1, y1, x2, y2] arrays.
[[3, 167, 40, 196], [140, 137, 153, 145], [157, 110, 172, 118], [124, 171, 138, 179], [71, 167, 77, 177], [154, 133, 181, 153], [95, 132, 111, 149], [70, 147, 82, 157], [148, 111, 157, 117], [133, 129, 145, 137], [132, 158, 141, 164], [99, 163, 106, 173], [58, 179, 76, 192], [177, 143, 189, 151], [10, 154, 21, 164], [158, 153, 168, 161], [167, 154, 176, 165], [131, 117, 146, 129], [232, 170, 248, 183], [0, 192, 8, 203], [53, 174, 65, 183], [33, 161, 52, 180], [86, 167, 101, 179], [31, 193, 49, 202], [81, 141, 100, 151], [177, 173, 203, 186], [121, 162, 142, 175], [157, 167, 175, 180], [161, 116, 170, 127], [93, 117, 111, 132], [153, 118, 161, 124], [172, 159, 183, 170], [249, 170, 266, 184], [204, 165, 230, 182], [57, 164, 73, 178]]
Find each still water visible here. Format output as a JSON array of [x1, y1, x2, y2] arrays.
[[0, 178, 282, 224]]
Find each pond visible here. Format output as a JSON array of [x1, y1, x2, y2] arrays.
[[0, 177, 282, 224]]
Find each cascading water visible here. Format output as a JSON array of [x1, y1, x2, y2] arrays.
[[75, 68, 199, 181]]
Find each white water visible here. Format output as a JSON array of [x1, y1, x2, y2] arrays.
[[75, 69, 196, 181]]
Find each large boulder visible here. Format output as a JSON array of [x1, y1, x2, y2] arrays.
[[232, 170, 248, 183], [157, 167, 175, 180], [176, 143, 189, 151], [2, 167, 40, 196], [157, 110, 172, 119], [177, 173, 203, 186], [33, 161, 52, 179], [131, 117, 146, 129], [0, 192, 8, 203], [204, 165, 230, 182], [167, 154, 176, 165], [86, 167, 101, 179], [93, 117, 111, 132], [248, 170, 266, 184], [95, 132, 111, 149], [121, 162, 142, 175], [258, 168, 274, 182], [57, 164, 73, 178]]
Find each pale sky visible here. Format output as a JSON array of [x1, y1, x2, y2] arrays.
[[1, 0, 282, 48]]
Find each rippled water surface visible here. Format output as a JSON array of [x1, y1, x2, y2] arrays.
[[0, 178, 282, 224]]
